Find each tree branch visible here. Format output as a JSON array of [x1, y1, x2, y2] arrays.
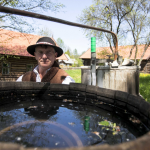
[[138, 41, 150, 66]]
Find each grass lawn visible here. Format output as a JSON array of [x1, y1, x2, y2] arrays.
[[65, 69, 81, 83], [66, 69, 150, 103], [139, 73, 150, 102]]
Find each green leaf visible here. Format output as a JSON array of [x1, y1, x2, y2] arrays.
[[113, 123, 116, 127], [112, 131, 118, 135], [98, 120, 110, 126]]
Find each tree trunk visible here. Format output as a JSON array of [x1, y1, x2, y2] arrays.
[[128, 44, 136, 59], [134, 45, 138, 65]]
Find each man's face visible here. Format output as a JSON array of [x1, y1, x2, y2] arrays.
[[34, 45, 57, 69]]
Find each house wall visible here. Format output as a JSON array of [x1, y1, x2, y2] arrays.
[[59, 62, 71, 67], [0, 55, 37, 81], [1, 56, 150, 82], [83, 59, 90, 66], [58, 60, 73, 67], [140, 59, 150, 73]]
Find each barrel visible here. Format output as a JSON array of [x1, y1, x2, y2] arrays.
[[81, 66, 140, 96]]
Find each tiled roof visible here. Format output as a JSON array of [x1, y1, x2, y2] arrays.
[[63, 54, 74, 64], [80, 45, 150, 60], [0, 28, 68, 60], [57, 53, 68, 60]]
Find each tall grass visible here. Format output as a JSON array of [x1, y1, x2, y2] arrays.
[[139, 73, 150, 102], [66, 70, 150, 102]]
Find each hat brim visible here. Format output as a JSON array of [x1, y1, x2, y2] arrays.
[[27, 44, 63, 57]]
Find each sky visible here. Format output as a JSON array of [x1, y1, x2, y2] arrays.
[[34, 0, 93, 55]]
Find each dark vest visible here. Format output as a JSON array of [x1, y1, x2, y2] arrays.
[[22, 61, 69, 84]]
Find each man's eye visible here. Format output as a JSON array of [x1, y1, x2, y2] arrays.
[[47, 51, 53, 54]]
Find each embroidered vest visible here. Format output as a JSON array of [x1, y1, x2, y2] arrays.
[[22, 61, 68, 84]]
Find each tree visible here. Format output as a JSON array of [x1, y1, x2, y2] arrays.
[[0, 0, 64, 33], [78, 0, 136, 53], [97, 49, 112, 59], [81, 51, 86, 55], [56, 38, 66, 52], [124, 1, 150, 65], [73, 49, 79, 59], [76, 58, 83, 67], [78, 0, 150, 65], [38, 27, 53, 37], [0, 0, 64, 61], [65, 47, 72, 58]]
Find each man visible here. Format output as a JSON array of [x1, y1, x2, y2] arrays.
[[16, 37, 75, 84]]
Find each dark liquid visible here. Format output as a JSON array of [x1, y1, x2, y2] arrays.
[[0, 101, 149, 148]]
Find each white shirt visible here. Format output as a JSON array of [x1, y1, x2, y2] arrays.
[[16, 65, 75, 84]]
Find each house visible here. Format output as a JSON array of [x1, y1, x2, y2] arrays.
[[80, 45, 150, 73], [58, 54, 74, 67], [71, 59, 78, 66], [0, 29, 68, 81]]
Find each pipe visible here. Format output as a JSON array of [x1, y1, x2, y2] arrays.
[[91, 37, 96, 85], [0, 6, 118, 60]]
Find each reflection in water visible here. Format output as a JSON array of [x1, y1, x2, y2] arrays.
[[24, 105, 59, 120], [0, 120, 83, 148], [84, 115, 90, 133], [0, 101, 149, 148]]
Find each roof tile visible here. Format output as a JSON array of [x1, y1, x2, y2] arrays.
[[80, 45, 150, 60], [0, 28, 68, 60]]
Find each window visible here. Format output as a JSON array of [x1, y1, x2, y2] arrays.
[[26, 64, 34, 72], [2, 62, 10, 75]]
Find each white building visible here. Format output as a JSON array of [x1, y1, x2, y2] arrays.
[[58, 54, 74, 67]]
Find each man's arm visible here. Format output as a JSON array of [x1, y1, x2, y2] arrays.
[[16, 75, 75, 84], [16, 75, 23, 82], [62, 76, 75, 84]]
